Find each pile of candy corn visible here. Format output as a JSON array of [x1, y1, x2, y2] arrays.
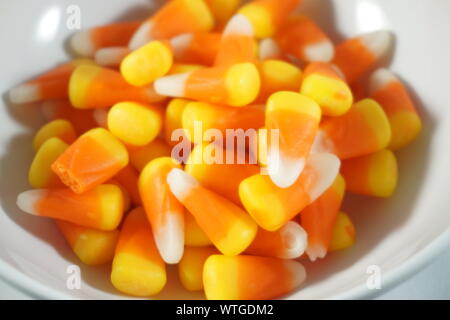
[[10, 0, 422, 299]]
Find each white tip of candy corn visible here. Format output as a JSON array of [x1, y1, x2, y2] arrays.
[[167, 168, 199, 201], [279, 222, 308, 259], [170, 33, 194, 59], [306, 243, 327, 262], [9, 84, 40, 104], [70, 30, 95, 57], [223, 14, 253, 36], [306, 153, 341, 202], [304, 40, 334, 62], [311, 130, 335, 154], [93, 108, 108, 128], [17, 190, 47, 215], [259, 38, 282, 60], [267, 149, 305, 188], [285, 260, 307, 288], [360, 30, 393, 59], [368, 68, 397, 94], [154, 73, 191, 98], [95, 47, 130, 66], [154, 213, 185, 264], [128, 21, 154, 50]]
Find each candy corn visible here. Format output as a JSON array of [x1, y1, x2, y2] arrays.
[[178, 246, 218, 291], [57, 220, 119, 265], [167, 168, 257, 256], [154, 62, 260, 107], [52, 128, 129, 194], [300, 62, 353, 116], [300, 174, 346, 261], [369, 68, 422, 150], [341, 149, 398, 197], [114, 165, 141, 206], [184, 212, 212, 247], [203, 254, 306, 300], [316, 99, 391, 159], [170, 32, 221, 66], [129, 0, 215, 50], [94, 47, 130, 67], [69, 65, 164, 109], [258, 38, 283, 60], [33, 119, 77, 151], [239, 153, 340, 231], [332, 30, 393, 84], [185, 143, 260, 205], [204, 0, 241, 26], [17, 184, 124, 230], [276, 15, 334, 63], [9, 59, 94, 104], [164, 98, 190, 146], [265, 92, 321, 188], [127, 138, 172, 171], [246, 221, 307, 259], [70, 21, 141, 57], [107, 102, 163, 146], [139, 157, 185, 264], [29, 138, 68, 189], [329, 212, 356, 251], [121, 41, 173, 86], [238, 0, 301, 39], [111, 207, 166, 296]]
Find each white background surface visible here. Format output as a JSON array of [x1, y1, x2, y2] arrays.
[[1, 247, 450, 300]]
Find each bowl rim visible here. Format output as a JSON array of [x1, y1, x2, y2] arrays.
[[1, 226, 449, 300]]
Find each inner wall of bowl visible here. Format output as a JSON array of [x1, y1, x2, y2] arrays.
[[1, 0, 450, 299]]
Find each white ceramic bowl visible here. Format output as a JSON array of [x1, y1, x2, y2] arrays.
[[1, 0, 450, 299]]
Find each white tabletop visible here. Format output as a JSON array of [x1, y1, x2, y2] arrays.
[[1, 248, 450, 300]]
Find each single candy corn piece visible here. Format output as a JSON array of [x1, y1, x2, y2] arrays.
[[329, 212, 356, 251], [238, 0, 301, 39], [154, 62, 261, 107], [114, 165, 141, 206], [41, 100, 97, 134], [164, 99, 190, 146], [185, 143, 260, 205], [205, 0, 241, 26], [69, 65, 164, 109], [317, 98, 391, 159], [9, 59, 94, 104], [257, 60, 303, 103], [182, 102, 265, 144], [56, 220, 119, 265], [111, 207, 166, 297], [128, 138, 172, 171], [300, 62, 353, 116], [94, 47, 131, 67], [108, 179, 131, 213], [167, 168, 257, 256], [29, 138, 68, 189], [129, 0, 214, 50], [17, 184, 124, 230], [139, 157, 185, 264], [246, 221, 307, 259], [276, 15, 334, 63], [70, 21, 141, 57], [121, 41, 173, 86], [178, 246, 218, 291], [170, 32, 221, 66], [351, 79, 367, 102], [185, 212, 212, 247], [369, 68, 422, 150], [214, 14, 256, 66], [203, 254, 306, 300], [33, 119, 77, 151], [107, 102, 163, 146], [52, 128, 129, 194], [239, 153, 340, 231], [341, 149, 398, 197], [265, 92, 321, 188], [300, 174, 346, 261], [259, 38, 283, 60], [169, 63, 205, 75], [332, 30, 393, 84]]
